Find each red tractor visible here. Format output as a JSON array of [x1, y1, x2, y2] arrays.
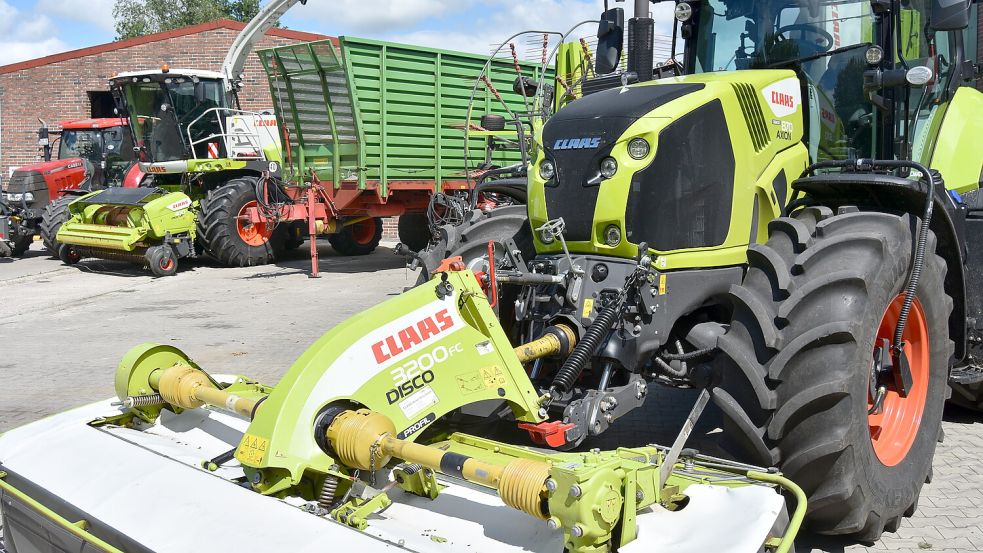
[[0, 118, 141, 256]]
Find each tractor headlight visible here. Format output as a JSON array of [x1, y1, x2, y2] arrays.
[[3, 192, 33, 202], [539, 159, 556, 181], [864, 46, 884, 66], [600, 157, 618, 179], [628, 138, 650, 159], [674, 2, 693, 22], [604, 225, 622, 247]]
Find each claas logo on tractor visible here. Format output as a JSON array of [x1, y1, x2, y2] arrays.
[[552, 137, 601, 150]]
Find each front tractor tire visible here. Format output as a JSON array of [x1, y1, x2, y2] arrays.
[[40, 196, 74, 256], [328, 217, 383, 256], [199, 177, 284, 267], [717, 206, 950, 541]]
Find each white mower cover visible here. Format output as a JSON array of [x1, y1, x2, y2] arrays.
[[0, 398, 784, 553]]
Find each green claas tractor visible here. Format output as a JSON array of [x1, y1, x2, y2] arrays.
[[416, 0, 983, 542]]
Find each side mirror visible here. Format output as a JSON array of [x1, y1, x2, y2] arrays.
[[930, 0, 970, 31], [595, 7, 625, 75]]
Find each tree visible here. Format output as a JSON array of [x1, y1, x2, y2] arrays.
[[113, 0, 263, 40]]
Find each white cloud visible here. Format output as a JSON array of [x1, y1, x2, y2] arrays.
[[387, 0, 601, 57], [0, 1, 67, 66], [36, 0, 117, 33], [297, 0, 469, 33], [389, 0, 677, 60]]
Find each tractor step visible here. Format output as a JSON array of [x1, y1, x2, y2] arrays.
[[949, 365, 983, 385]]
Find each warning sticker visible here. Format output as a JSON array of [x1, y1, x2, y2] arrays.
[[237, 433, 269, 466], [582, 298, 595, 319], [399, 386, 438, 419], [480, 366, 507, 388], [456, 372, 486, 395], [659, 274, 667, 295]]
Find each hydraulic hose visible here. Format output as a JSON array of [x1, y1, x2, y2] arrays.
[[550, 301, 621, 394], [803, 158, 937, 356]]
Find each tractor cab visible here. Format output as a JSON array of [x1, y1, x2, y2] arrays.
[[678, 0, 980, 162], [56, 119, 134, 187], [111, 69, 280, 174]]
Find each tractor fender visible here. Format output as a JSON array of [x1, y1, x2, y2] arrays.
[[792, 172, 968, 362]]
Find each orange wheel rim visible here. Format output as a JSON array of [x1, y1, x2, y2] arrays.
[[351, 219, 377, 245], [236, 201, 272, 246], [868, 294, 930, 467], [160, 257, 174, 271]]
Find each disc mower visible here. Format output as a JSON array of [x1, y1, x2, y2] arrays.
[[415, 0, 983, 542], [0, 264, 804, 553]]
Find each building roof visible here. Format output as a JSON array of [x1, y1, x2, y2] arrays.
[[0, 19, 330, 75]]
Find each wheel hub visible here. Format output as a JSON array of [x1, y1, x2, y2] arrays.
[[236, 201, 273, 246], [867, 294, 930, 466]]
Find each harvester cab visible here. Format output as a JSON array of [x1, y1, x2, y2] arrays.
[[0, 117, 137, 257], [419, 0, 982, 543], [110, 68, 281, 176]]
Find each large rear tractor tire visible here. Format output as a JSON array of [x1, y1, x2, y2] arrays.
[[199, 177, 285, 267], [328, 217, 383, 256], [415, 205, 534, 336], [40, 196, 74, 256], [716, 206, 950, 541], [397, 213, 432, 252]]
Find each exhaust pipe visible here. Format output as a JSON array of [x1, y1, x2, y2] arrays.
[[628, 0, 655, 82]]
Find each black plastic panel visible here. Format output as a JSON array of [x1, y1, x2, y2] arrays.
[[80, 187, 158, 206], [542, 83, 704, 242], [626, 99, 735, 250]]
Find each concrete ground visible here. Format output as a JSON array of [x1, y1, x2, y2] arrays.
[[1, 240, 981, 552]]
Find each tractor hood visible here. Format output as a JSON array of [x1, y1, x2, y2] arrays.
[[3, 158, 89, 213], [528, 71, 809, 270], [538, 83, 704, 244]]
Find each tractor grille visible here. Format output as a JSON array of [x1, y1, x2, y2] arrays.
[[3, 169, 48, 212], [542, 83, 704, 243], [732, 83, 770, 152], [625, 99, 735, 251]]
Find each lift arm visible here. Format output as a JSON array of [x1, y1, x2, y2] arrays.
[[222, 0, 308, 91]]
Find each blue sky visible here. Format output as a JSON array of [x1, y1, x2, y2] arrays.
[[0, 0, 676, 66]]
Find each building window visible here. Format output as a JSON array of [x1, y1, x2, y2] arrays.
[[88, 91, 116, 118]]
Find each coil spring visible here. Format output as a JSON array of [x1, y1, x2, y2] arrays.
[[127, 394, 165, 407], [317, 474, 339, 509], [397, 463, 424, 476], [550, 302, 621, 393]]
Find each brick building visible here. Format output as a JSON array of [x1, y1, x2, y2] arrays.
[[0, 19, 327, 179]]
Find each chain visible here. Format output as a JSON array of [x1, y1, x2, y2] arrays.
[[368, 440, 380, 487]]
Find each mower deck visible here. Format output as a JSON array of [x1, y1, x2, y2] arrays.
[[0, 393, 787, 553]]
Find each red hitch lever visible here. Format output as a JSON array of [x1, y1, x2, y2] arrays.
[[518, 421, 576, 449]]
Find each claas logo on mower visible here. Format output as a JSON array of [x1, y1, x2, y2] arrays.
[[371, 308, 455, 364], [553, 137, 601, 150]]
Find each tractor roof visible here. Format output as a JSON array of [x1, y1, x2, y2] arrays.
[[113, 69, 226, 81], [60, 118, 128, 130]]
